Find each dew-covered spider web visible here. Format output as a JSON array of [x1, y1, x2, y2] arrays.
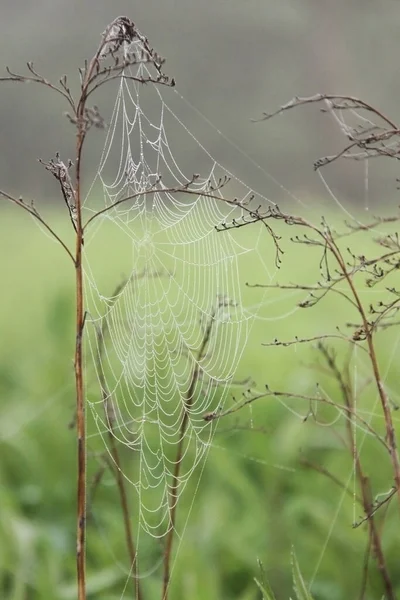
[[81, 27, 277, 565], [78, 20, 400, 597]]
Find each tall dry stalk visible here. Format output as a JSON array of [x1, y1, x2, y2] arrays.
[[0, 17, 176, 599], [206, 93, 400, 597]]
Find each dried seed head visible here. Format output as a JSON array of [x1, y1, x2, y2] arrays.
[[100, 16, 137, 59]]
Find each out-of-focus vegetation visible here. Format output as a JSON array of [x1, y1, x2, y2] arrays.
[[1, 206, 400, 599]]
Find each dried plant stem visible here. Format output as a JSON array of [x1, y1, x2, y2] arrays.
[[1, 17, 179, 600], [326, 235, 400, 512], [162, 366, 200, 599], [108, 435, 142, 600], [318, 345, 394, 600], [0, 190, 75, 263], [73, 35, 111, 598], [358, 537, 372, 600], [254, 94, 398, 129], [74, 26, 178, 597], [74, 127, 86, 600], [75, 262, 85, 600], [95, 280, 142, 600], [207, 388, 387, 450], [162, 314, 215, 599], [239, 206, 400, 512]]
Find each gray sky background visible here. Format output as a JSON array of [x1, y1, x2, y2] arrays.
[[1, 0, 400, 207]]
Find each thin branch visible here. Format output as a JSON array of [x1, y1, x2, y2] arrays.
[[358, 536, 372, 600], [86, 69, 174, 99], [254, 94, 398, 130], [0, 189, 75, 263], [83, 175, 225, 229], [354, 487, 397, 528], [247, 280, 358, 310], [263, 333, 367, 353], [325, 236, 400, 512], [204, 386, 388, 451], [299, 457, 362, 504], [317, 343, 394, 599], [84, 180, 283, 267], [95, 277, 142, 600], [1, 62, 75, 109]]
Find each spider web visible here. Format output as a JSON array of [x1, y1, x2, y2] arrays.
[[82, 32, 274, 551]]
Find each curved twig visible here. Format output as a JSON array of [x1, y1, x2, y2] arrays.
[[0, 190, 75, 263]]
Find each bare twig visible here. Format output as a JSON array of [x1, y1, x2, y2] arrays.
[[1, 62, 75, 109], [353, 486, 397, 528], [0, 189, 75, 263], [205, 385, 387, 451], [299, 457, 362, 504], [253, 94, 397, 130]]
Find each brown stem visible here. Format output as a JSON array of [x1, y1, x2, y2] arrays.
[[75, 213, 85, 600], [326, 235, 400, 513], [95, 288, 142, 600], [83, 179, 226, 230], [75, 28, 175, 599], [319, 345, 394, 599], [109, 435, 142, 600], [1, 63, 75, 109], [0, 189, 75, 263], [255, 94, 398, 130], [208, 388, 387, 451], [1, 22, 176, 600], [162, 368, 199, 599], [162, 316, 214, 599], [358, 536, 372, 600], [75, 81, 87, 600], [74, 31, 108, 596]]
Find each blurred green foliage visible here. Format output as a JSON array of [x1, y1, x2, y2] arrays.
[[1, 207, 400, 600]]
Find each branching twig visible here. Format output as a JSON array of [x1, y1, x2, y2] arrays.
[[254, 94, 397, 130], [204, 385, 387, 451], [354, 486, 397, 528], [0, 189, 75, 263], [1, 62, 75, 109], [0, 16, 178, 600]]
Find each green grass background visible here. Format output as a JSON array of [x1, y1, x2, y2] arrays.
[[1, 205, 400, 600]]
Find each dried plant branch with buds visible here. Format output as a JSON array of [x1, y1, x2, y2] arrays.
[[0, 17, 186, 600], [208, 91, 400, 599]]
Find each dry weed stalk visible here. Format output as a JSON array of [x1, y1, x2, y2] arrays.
[[0, 16, 209, 600], [207, 93, 400, 598], [162, 294, 237, 598], [0, 17, 248, 600]]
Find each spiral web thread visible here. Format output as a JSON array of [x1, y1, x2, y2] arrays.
[[82, 33, 274, 542]]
